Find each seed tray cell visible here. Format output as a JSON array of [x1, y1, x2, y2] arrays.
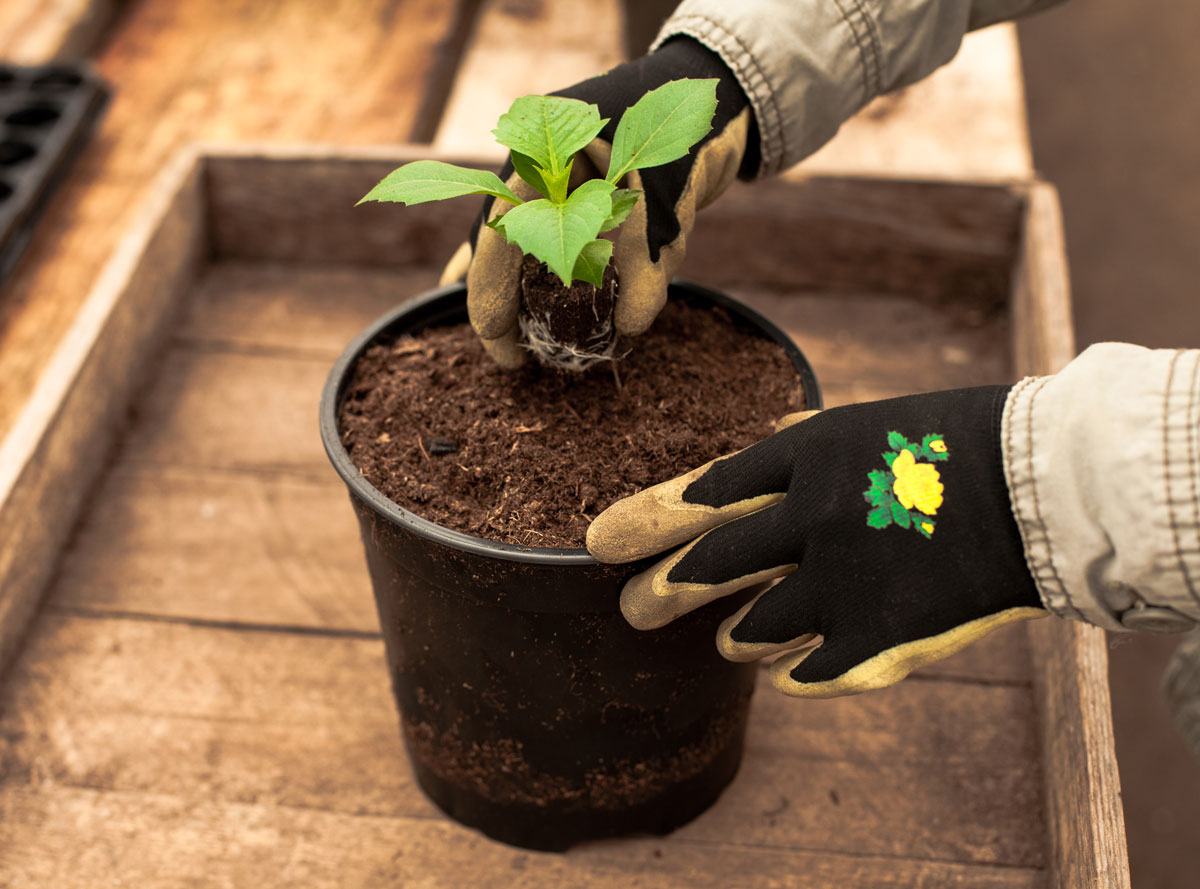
[[0, 63, 108, 283]]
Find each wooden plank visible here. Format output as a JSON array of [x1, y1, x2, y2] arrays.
[[51, 465, 376, 632], [181, 261, 442, 357], [433, 0, 625, 157], [49, 459, 1035, 684], [0, 0, 472, 448], [0, 0, 116, 62], [0, 150, 203, 677], [202, 150, 1026, 317], [0, 785, 1043, 889], [204, 148, 482, 268], [2, 614, 1046, 867], [1011, 183, 1130, 889]]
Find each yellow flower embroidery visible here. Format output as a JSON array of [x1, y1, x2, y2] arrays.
[[921, 521, 935, 535], [929, 439, 947, 453], [891, 449, 944, 516]]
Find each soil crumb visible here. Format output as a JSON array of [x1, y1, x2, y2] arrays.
[[338, 300, 805, 547]]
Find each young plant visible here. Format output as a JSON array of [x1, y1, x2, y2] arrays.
[[359, 79, 717, 291]]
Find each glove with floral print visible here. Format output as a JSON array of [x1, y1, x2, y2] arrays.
[[586, 386, 1047, 698]]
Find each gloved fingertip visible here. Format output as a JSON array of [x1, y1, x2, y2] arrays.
[[612, 280, 669, 336], [480, 331, 527, 370], [774, 409, 821, 432]]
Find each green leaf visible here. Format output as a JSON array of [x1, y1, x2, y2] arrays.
[[357, 161, 520, 207], [606, 79, 718, 183], [868, 469, 892, 489], [890, 501, 912, 529], [571, 239, 614, 288], [866, 505, 892, 529], [493, 95, 607, 176], [914, 515, 935, 538], [541, 162, 573, 204], [494, 179, 616, 284], [599, 188, 641, 233], [882, 451, 899, 465], [509, 151, 550, 198], [886, 431, 910, 452]]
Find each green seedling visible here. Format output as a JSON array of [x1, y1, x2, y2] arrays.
[[359, 79, 718, 288]]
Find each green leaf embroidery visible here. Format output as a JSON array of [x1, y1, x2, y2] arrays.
[[494, 179, 616, 285], [886, 431, 909, 452], [919, 433, 950, 462], [890, 501, 912, 529], [509, 150, 551, 199], [493, 95, 607, 177], [599, 188, 641, 233], [571, 238, 614, 288], [868, 469, 891, 489], [606, 79, 718, 183], [866, 505, 892, 529], [882, 451, 899, 465], [357, 161, 521, 207]]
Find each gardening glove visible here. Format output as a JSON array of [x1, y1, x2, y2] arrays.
[[440, 36, 758, 368], [586, 386, 1048, 698]]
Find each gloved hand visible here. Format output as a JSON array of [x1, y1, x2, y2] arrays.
[[586, 386, 1048, 698], [440, 37, 758, 368]]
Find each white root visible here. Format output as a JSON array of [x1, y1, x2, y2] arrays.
[[519, 310, 617, 373]]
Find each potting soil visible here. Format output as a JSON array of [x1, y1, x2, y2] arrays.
[[338, 300, 805, 547]]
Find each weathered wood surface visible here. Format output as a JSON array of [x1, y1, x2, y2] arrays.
[[0, 151, 203, 676], [1012, 184, 1130, 889], [0, 149, 1122, 885], [0, 0, 475, 446], [1, 614, 1047, 872], [0, 0, 116, 63], [436, 0, 1032, 180], [0, 786, 1043, 889]]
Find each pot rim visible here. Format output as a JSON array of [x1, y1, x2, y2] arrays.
[[320, 280, 822, 566]]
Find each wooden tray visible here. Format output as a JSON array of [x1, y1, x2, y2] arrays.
[[0, 145, 1128, 888]]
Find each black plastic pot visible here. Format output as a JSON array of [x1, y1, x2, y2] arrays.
[[320, 281, 822, 850]]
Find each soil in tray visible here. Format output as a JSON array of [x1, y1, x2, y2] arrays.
[[337, 299, 806, 547]]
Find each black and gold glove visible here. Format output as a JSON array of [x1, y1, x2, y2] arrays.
[[441, 36, 758, 367], [587, 386, 1047, 698]]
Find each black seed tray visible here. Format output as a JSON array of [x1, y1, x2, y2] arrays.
[[0, 63, 109, 285]]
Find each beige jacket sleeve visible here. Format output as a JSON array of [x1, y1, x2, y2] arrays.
[[652, 0, 1064, 176], [1003, 345, 1200, 633]]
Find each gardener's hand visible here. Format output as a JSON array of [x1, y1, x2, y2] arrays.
[[586, 387, 1048, 698], [440, 36, 758, 368]]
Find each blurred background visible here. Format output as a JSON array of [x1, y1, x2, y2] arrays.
[[0, 0, 1196, 885]]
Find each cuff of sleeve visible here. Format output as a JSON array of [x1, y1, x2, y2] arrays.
[[1002, 345, 1200, 632], [1002, 375, 1094, 624]]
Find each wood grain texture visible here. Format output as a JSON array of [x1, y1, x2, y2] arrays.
[[0, 0, 473, 447], [0, 151, 203, 677], [0, 148, 1125, 883], [0, 785, 1044, 889], [0, 0, 116, 62], [1012, 183, 1131, 889], [1, 614, 1046, 869]]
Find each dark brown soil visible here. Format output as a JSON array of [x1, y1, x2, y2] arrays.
[[520, 254, 617, 354], [337, 300, 805, 547]]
